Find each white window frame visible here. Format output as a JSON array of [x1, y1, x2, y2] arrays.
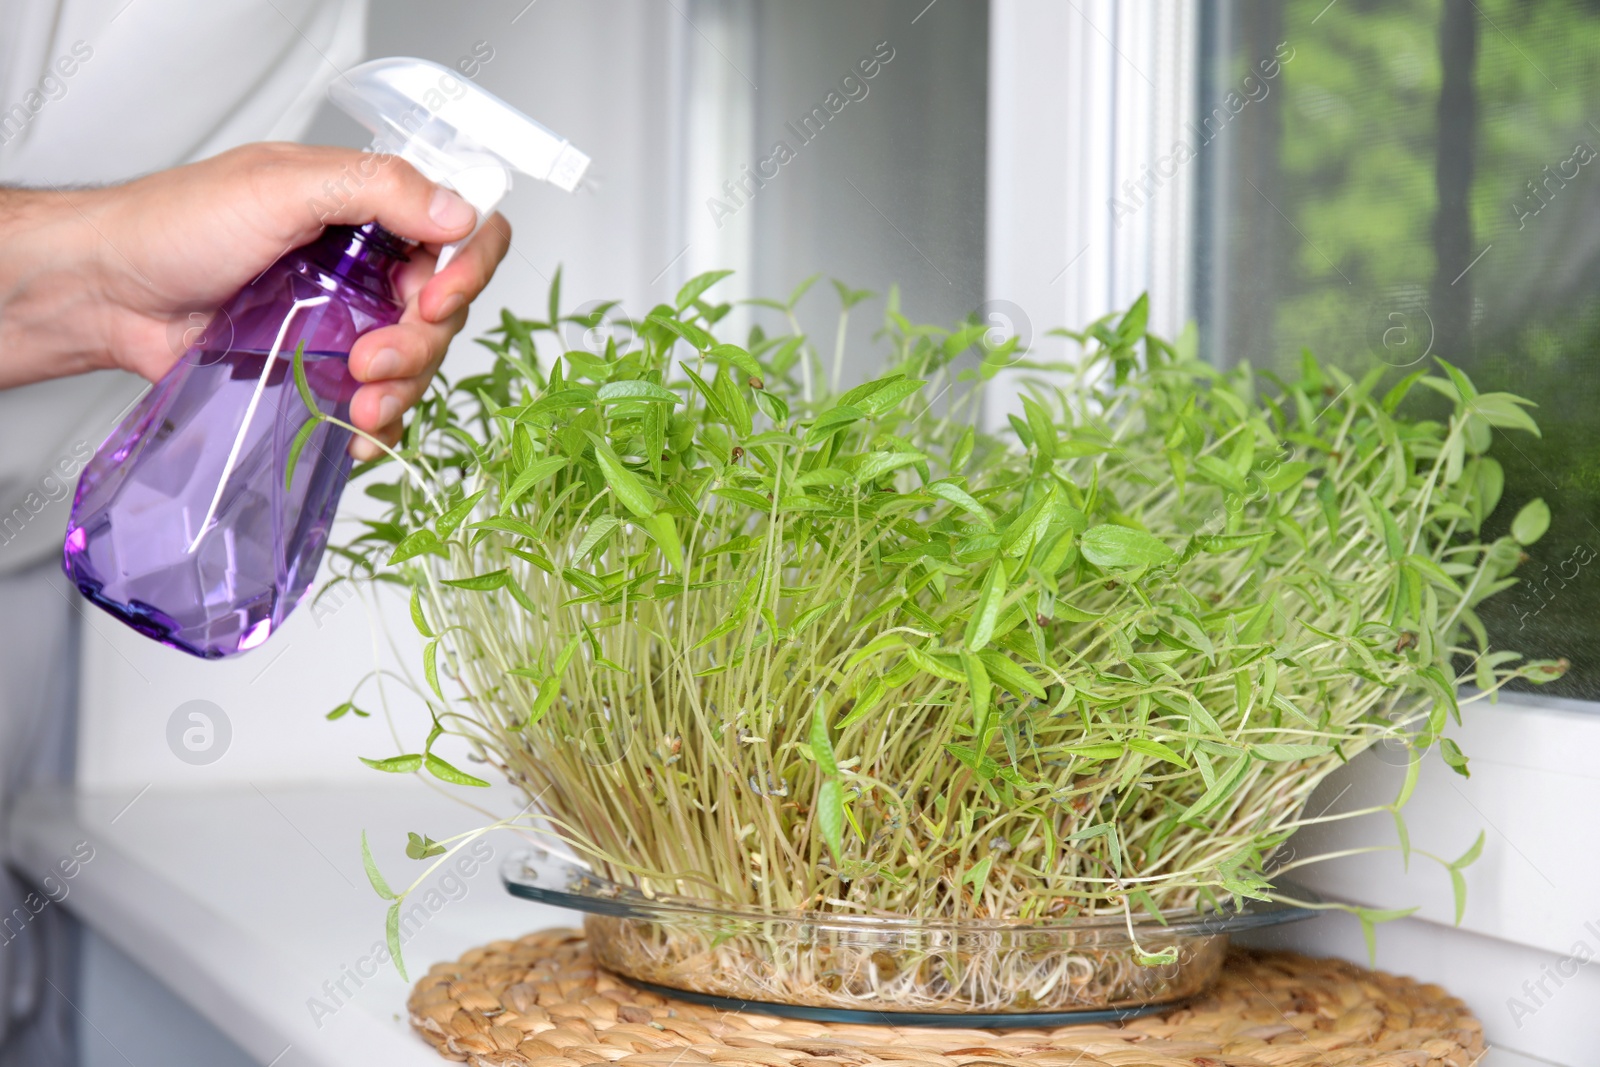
[[984, 0, 1195, 427], [987, 4, 1597, 1063]]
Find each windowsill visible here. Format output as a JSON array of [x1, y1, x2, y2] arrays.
[[3, 780, 569, 1067], [1290, 691, 1600, 955], [0, 771, 1575, 1066], [1276, 691, 1600, 1066]]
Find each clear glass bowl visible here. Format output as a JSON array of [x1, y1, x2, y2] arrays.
[[502, 848, 1315, 1027]]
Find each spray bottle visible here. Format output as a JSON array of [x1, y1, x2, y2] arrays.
[[63, 58, 588, 658]]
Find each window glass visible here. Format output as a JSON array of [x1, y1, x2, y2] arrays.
[[686, 0, 988, 387], [1198, 0, 1600, 698]]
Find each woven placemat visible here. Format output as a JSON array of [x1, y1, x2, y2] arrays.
[[408, 929, 1484, 1067]]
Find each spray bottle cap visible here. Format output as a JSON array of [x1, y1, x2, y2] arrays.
[[329, 57, 589, 268]]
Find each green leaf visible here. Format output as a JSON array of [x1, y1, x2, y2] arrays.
[[290, 339, 318, 415], [1080, 524, 1176, 569], [1178, 755, 1251, 822], [596, 380, 681, 406], [284, 417, 320, 492], [1452, 831, 1484, 921], [1451, 830, 1486, 870], [425, 753, 491, 787], [831, 278, 875, 310], [1449, 868, 1468, 926], [386, 901, 407, 981], [1393, 752, 1421, 810], [978, 651, 1046, 700], [441, 569, 510, 592], [1475, 457, 1504, 519], [409, 587, 433, 638], [1439, 737, 1470, 778], [961, 650, 991, 730], [1468, 392, 1540, 437], [809, 701, 839, 776], [708, 343, 763, 379], [816, 778, 844, 860], [1134, 945, 1181, 967], [905, 645, 967, 683], [503, 456, 568, 509], [553, 633, 582, 676], [856, 379, 924, 415], [837, 679, 885, 731], [964, 560, 1007, 652], [1193, 531, 1269, 554], [405, 832, 446, 860], [961, 854, 994, 898], [644, 512, 684, 571], [423, 640, 443, 700], [360, 753, 423, 773], [951, 426, 975, 472], [1128, 738, 1189, 768], [1117, 293, 1149, 341], [944, 742, 1000, 778], [360, 830, 396, 899], [1000, 493, 1056, 557], [389, 529, 441, 565], [676, 269, 733, 311], [1511, 497, 1550, 545], [787, 598, 842, 636], [1193, 454, 1248, 494], [753, 387, 789, 424], [1063, 743, 1127, 761], [1021, 396, 1056, 460], [681, 365, 729, 423], [786, 272, 821, 308], [1434, 359, 1478, 403], [852, 451, 926, 483], [926, 481, 993, 528], [574, 516, 620, 561], [1379, 507, 1404, 561], [647, 314, 715, 351], [1251, 743, 1330, 762], [1382, 369, 1428, 413], [1354, 905, 1418, 967], [1263, 461, 1312, 493], [514, 386, 596, 419], [436, 490, 487, 538], [844, 633, 907, 671], [805, 405, 866, 444], [519, 675, 561, 727], [593, 443, 656, 518]]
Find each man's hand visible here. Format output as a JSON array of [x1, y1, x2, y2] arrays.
[[0, 143, 512, 459]]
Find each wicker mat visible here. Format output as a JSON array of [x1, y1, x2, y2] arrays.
[[408, 929, 1484, 1067]]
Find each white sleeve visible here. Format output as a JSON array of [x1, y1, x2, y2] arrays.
[[0, 0, 370, 574], [0, 0, 368, 184]]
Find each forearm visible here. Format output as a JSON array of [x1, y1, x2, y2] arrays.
[[0, 186, 115, 389]]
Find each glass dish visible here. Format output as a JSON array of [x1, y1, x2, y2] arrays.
[[502, 848, 1316, 1027]]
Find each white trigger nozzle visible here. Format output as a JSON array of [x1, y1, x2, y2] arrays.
[[328, 58, 590, 274]]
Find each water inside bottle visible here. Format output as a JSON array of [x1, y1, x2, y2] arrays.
[[63, 346, 358, 658]]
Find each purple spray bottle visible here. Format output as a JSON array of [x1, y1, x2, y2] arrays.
[[63, 58, 589, 658]]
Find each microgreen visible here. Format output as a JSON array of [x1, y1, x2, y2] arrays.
[[329, 273, 1561, 977]]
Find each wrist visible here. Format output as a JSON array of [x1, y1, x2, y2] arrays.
[[0, 186, 118, 387]]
